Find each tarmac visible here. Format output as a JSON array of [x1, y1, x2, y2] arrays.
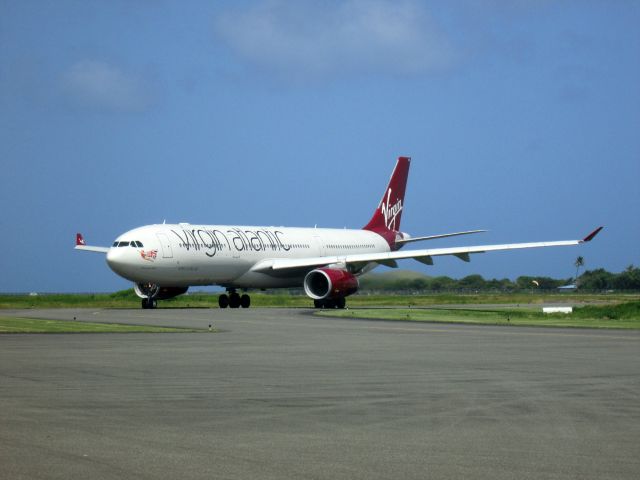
[[1, 307, 639, 480]]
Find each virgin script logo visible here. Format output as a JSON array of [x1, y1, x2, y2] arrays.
[[381, 188, 402, 230], [140, 249, 158, 262]]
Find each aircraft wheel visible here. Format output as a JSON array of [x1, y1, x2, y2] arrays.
[[324, 299, 336, 309], [142, 298, 156, 309], [240, 294, 251, 308], [218, 294, 229, 309], [229, 292, 241, 308], [314, 299, 323, 309], [335, 297, 346, 309]]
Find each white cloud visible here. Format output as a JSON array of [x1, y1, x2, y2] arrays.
[[60, 61, 154, 112], [214, 0, 456, 79]]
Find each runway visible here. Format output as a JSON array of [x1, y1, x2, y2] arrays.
[[1, 308, 639, 480]]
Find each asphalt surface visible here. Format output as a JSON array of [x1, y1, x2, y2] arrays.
[[1, 308, 639, 480]]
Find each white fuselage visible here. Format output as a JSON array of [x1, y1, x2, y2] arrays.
[[106, 224, 392, 288]]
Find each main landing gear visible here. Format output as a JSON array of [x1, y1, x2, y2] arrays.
[[313, 297, 346, 309], [218, 289, 250, 309]]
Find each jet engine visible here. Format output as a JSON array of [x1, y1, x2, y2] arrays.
[[134, 283, 188, 300], [303, 268, 359, 300]]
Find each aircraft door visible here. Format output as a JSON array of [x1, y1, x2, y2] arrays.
[[156, 233, 173, 258], [313, 235, 325, 257]]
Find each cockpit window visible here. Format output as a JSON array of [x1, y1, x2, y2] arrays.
[[112, 242, 119, 247], [134, 241, 143, 248], [118, 241, 130, 247]]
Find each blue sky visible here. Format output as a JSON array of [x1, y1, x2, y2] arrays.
[[1, 0, 638, 293]]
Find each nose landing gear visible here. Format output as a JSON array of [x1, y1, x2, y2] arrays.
[[141, 298, 157, 309]]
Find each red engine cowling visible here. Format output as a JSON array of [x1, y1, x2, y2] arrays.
[[134, 283, 188, 300], [303, 268, 359, 300]]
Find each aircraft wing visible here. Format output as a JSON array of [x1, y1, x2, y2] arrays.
[[251, 227, 603, 273], [74, 233, 110, 253]]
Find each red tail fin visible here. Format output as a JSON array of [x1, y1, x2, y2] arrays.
[[363, 156, 410, 233]]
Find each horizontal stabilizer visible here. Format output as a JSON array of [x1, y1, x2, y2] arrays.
[[396, 230, 487, 245]]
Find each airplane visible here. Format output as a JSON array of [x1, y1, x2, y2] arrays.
[[75, 157, 602, 309]]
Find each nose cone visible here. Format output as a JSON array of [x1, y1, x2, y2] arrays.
[[106, 247, 136, 280]]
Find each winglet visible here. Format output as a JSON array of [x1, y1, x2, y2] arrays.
[[582, 226, 603, 242], [76, 233, 86, 246]]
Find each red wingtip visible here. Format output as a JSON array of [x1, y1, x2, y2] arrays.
[[76, 233, 86, 246], [582, 226, 603, 242]]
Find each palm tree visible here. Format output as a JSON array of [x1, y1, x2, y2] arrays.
[[574, 256, 585, 284]]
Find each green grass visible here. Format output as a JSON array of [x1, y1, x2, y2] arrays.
[[346, 292, 639, 307], [316, 301, 640, 329], [0, 316, 204, 334], [2, 292, 639, 330], [1, 291, 638, 309]]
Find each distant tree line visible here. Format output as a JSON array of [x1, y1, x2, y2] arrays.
[[577, 266, 640, 290], [358, 266, 640, 292]]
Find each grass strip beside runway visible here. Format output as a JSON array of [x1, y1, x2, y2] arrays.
[[0, 316, 204, 333], [2, 292, 638, 309], [317, 301, 640, 329]]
